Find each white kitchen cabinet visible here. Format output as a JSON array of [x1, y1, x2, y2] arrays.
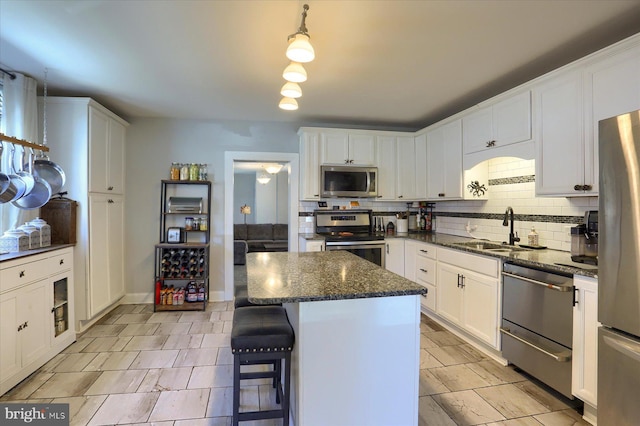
[[321, 130, 376, 165], [385, 239, 404, 276], [535, 69, 590, 196], [436, 247, 500, 348], [572, 275, 599, 415], [39, 97, 128, 324], [375, 136, 397, 200], [463, 91, 531, 155], [0, 247, 75, 395], [299, 237, 324, 252], [89, 107, 126, 194], [426, 120, 463, 200], [299, 129, 321, 200], [396, 135, 426, 200], [88, 194, 125, 315], [403, 240, 436, 312]]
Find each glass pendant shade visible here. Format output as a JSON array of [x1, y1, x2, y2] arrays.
[[280, 82, 302, 98], [286, 33, 315, 63], [282, 62, 307, 83], [265, 164, 284, 174], [257, 173, 271, 184], [279, 97, 299, 111]]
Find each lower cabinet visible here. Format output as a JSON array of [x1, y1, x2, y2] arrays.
[[299, 237, 324, 252], [404, 240, 437, 312], [385, 239, 405, 276], [436, 247, 500, 348], [0, 247, 75, 395], [572, 275, 599, 416], [88, 193, 125, 316]]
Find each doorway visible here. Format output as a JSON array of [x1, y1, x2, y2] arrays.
[[223, 151, 299, 300]]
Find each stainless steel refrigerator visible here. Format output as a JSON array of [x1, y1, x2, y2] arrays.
[[598, 109, 640, 424]]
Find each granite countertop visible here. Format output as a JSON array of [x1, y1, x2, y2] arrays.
[[299, 231, 598, 278], [0, 244, 75, 264], [243, 251, 427, 304]]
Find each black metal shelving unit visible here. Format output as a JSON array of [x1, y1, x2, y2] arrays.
[[154, 180, 211, 312]]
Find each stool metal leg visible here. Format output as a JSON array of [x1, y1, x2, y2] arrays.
[[283, 352, 291, 426], [233, 355, 241, 426]]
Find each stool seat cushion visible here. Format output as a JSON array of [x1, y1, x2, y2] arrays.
[[232, 306, 294, 353]]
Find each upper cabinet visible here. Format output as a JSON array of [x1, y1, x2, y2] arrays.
[[426, 120, 463, 200], [88, 107, 126, 194], [396, 135, 427, 200], [299, 129, 321, 200], [321, 130, 376, 165], [535, 38, 640, 196], [375, 136, 397, 200], [463, 91, 532, 155]]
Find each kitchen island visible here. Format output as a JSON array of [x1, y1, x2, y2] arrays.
[[242, 251, 427, 426]]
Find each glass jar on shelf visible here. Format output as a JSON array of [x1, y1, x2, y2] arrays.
[[170, 162, 180, 180], [185, 217, 194, 231], [189, 163, 199, 181], [180, 163, 189, 180], [198, 164, 208, 181]]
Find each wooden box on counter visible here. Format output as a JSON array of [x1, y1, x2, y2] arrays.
[[40, 198, 78, 245]]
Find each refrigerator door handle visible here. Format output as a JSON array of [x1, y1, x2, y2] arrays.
[[603, 333, 640, 363]]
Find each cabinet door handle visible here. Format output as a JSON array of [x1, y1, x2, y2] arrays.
[[573, 287, 578, 307], [108, 186, 114, 190], [419, 249, 428, 254], [386, 244, 389, 254], [457, 274, 461, 287], [60, 259, 64, 265], [486, 140, 496, 147], [398, 195, 403, 199], [108, 199, 114, 204], [461, 275, 465, 288], [419, 268, 428, 273], [313, 194, 319, 197], [438, 193, 445, 197], [583, 184, 592, 191], [344, 159, 349, 164], [19, 270, 25, 278], [574, 184, 584, 191]]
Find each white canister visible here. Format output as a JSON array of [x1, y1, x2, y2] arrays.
[[29, 217, 51, 247], [396, 218, 409, 233], [0, 229, 30, 253], [18, 225, 41, 250]]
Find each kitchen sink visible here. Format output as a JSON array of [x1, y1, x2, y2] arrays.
[[452, 241, 532, 253]]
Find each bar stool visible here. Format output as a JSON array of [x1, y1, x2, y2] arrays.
[[231, 305, 294, 426]]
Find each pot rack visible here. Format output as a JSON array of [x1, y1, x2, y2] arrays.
[[0, 133, 49, 152]]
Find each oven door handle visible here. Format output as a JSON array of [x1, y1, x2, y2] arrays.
[[502, 271, 572, 292], [326, 240, 385, 247], [500, 327, 571, 362]]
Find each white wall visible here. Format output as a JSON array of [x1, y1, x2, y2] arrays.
[[234, 173, 255, 224], [125, 118, 299, 301]]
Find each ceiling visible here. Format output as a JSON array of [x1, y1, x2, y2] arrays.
[[1, 0, 640, 131]]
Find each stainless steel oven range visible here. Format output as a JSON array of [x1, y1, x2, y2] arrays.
[[314, 209, 385, 268], [500, 263, 574, 398]]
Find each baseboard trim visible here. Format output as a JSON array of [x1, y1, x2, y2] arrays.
[[122, 291, 229, 305]]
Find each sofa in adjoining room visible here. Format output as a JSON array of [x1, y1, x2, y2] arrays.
[[234, 223, 289, 253]]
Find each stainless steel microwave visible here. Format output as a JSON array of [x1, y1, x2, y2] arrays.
[[320, 165, 378, 198]]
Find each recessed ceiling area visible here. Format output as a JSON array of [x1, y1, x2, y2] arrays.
[[1, 1, 639, 130]]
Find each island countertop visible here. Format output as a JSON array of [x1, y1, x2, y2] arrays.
[[244, 251, 427, 304]]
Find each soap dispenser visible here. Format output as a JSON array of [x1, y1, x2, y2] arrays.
[[528, 227, 539, 246]]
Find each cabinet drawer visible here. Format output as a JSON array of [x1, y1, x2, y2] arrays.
[[46, 249, 73, 274], [418, 279, 436, 312], [414, 243, 436, 260], [0, 261, 49, 293], [416, 257, 436, 285], [437, 247, 499, 278]]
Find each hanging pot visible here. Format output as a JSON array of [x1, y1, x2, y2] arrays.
[[0, 142, 10, 197], [32, 68, 66, 195], [15, 145, 35, 197], [32, 151, 65, 194], [0, 146, 27, 203], [13, 149, 52, 210]]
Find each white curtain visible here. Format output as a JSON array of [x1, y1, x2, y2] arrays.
[[0, 72, 39, 232]]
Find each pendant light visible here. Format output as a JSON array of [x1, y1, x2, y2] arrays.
[[280, 82, 302, 98], [279, 4, 313, 111]]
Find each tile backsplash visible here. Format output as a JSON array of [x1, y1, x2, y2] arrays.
[[299, 157, 597, 252]]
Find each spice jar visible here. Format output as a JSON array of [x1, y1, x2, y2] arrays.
[[189, 163, 199, 181], [170, 162, 180, 180], [199, 164, 208, 181], [199, 218, 207, 231], [193, 218, 200, 231], [180, 163, 189, 180], [185, 217, 194, 231]]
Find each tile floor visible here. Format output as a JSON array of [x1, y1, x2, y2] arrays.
[[0, 303, 589, 426]]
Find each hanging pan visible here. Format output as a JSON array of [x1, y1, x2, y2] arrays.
[[0, 142, 10, 197], [13, 148, 52, 209], [0, 145, 27, 203], [32, 69, 66, 195], [15, 145, 35, 197]]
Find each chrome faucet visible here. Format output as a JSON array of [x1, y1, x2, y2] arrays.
[[503, 206, 520, 246]]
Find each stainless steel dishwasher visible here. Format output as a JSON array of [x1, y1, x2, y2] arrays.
[[500, 263, 574, 398]]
